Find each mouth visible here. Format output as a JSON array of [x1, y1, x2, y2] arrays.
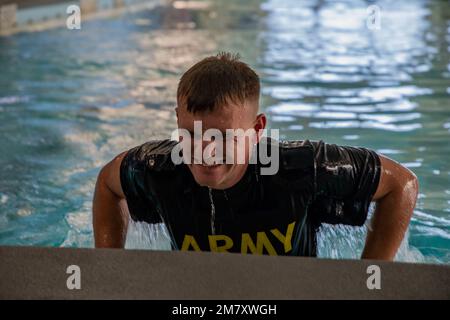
[[200, 163, 221, 168], [194, 163, 224, 172], [191, 157, 225, 168]]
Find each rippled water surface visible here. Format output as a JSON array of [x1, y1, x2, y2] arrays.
[[0, 0, 449, 263]]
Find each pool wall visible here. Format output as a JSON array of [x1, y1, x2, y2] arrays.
[[0, 0, 165, 35], [0, 246, 449, 299]]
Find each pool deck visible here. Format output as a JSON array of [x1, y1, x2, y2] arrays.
[[0, 246, 449, 299]]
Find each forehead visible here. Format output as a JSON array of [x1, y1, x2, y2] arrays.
[[177, 103, 249, 131]]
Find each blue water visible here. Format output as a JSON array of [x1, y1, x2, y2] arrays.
[[0, 0, 449, 263]]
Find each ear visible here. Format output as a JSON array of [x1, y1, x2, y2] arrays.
[[253, 113, 267, 143]]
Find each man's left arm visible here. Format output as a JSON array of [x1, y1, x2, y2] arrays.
[[362, 154, 419, 260]]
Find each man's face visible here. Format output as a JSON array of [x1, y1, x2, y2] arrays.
[[176, 99, 265, 189]]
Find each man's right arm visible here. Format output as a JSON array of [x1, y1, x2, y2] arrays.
[[93, 151, 129, 248]]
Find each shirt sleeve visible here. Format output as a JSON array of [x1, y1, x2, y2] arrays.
[[309, 140, 381, 226], [119, 143, 163, 224]]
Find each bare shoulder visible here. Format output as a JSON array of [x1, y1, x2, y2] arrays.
[[373, 153, 418, 201], [98, 150, 129, 199]]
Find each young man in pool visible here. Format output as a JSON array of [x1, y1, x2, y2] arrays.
[[93, 52, 418, 260]]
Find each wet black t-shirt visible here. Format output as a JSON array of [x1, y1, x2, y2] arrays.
[[119, 139, 381, 257]]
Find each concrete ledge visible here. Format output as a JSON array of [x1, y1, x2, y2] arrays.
[[0, 246, 449, 300], [80, 0, 97, 14], [0, 0, 69, 9], [0, 0, 164, 36], [0, 3, 17, 29]]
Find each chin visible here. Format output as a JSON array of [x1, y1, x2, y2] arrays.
[[189, 164, 228, 188]]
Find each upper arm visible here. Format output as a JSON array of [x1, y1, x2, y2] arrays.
[[98, 150, 128, 199], [93, 150, 130, 248], [372, 154, 419, 201]]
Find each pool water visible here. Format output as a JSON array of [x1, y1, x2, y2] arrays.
[[0, 0, 449, 263]]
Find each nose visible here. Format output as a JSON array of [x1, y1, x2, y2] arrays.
[[203, 140, 217, 164], [206, 140, 218, 162], [192, 139, 221, 165]]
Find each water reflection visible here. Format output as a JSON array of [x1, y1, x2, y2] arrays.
[[261, 0, 450, 262]]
